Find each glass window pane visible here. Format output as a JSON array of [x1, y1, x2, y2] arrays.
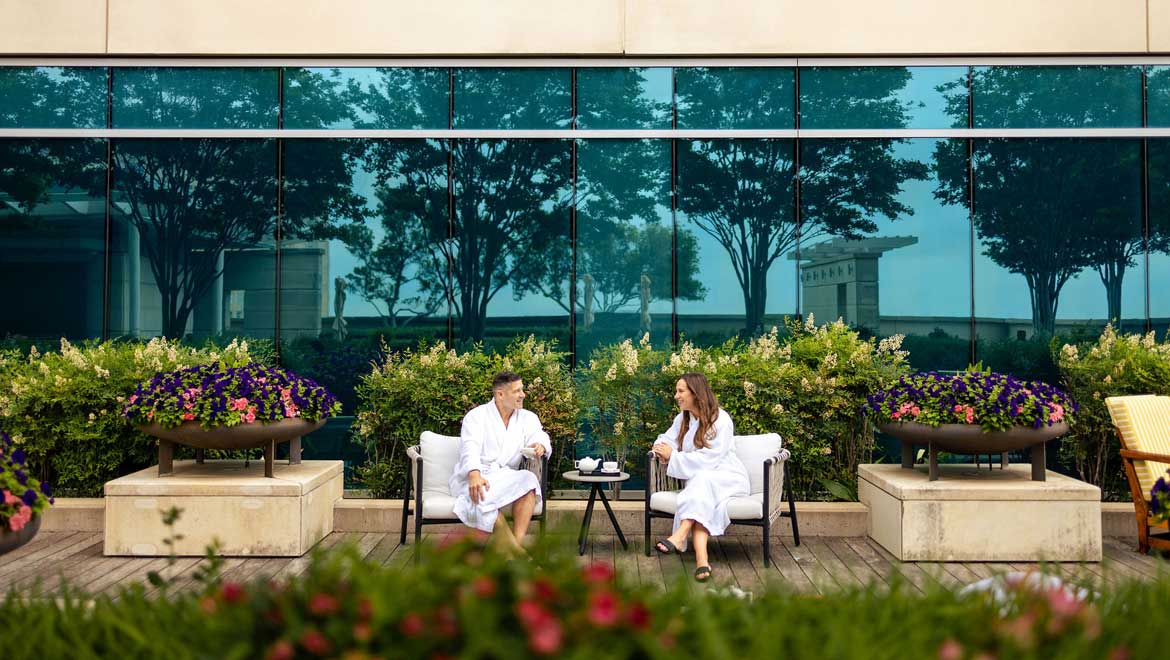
[[800, 138, 969, 371], [282, 138, 449, 412], [576, 68, 672, 129], [453, 69, 570, 129], [1148, 67, 1170, 128], [973, 66, 1142, 129], [677, 139, 795, 344], [0, 139, 107, 339], [109, 139, 277, 340], [284, 67, 448, 129], [576, 139, 674, 357], [801, 66, 968, 129], [970, 139, 1144, 380], [1146, 140, 1170, 335], [450, 139, 571, 348], [113, 68, 279, 129], [675, 67, 795, 129], [0, 67, 107, 128]]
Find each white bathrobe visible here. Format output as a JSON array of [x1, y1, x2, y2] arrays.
[[653, 408, 750, 538], [449, 400, 551, 532]]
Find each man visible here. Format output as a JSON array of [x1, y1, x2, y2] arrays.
[[450, 370, 550, 555]]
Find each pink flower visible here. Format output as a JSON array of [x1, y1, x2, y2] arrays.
[[232, 398, 249, 411], [128, 394, 138, 404], [9, 505, 32, 531], [891, 411, 902, 420], [2, 490, 19, 505], [258, 377, 267, 384], [528, 620, 563, 655], [280, 388, 292, 400], [182, 412, 195, 421], [965, 409, 975, 424], [910, 406, 921, 417], [243, 411, 256, 424], [182, 391, 191, 400], [184, 401, 194, 410], [938, 639, 963, 660], [146, 410, 154, 420], [586, 590, 621, 627], [953, 404, 963, 413]]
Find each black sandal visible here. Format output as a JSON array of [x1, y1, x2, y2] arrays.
[[694, 566, 712, 582], [655, 539, 681, 555]]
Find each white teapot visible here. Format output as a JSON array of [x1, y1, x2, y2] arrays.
[[575, 456, 600, 472]]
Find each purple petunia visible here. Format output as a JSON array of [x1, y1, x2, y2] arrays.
[[11, 448, 25, 465], [14, 469, 27, 486], [40, 481, 52, 497], [20, 489, 37, 506]]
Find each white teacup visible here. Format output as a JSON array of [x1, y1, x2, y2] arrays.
[[575, 457, 599, 472], [602, 461, 619, 473]]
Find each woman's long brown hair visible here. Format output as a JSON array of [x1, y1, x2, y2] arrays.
[[678, 372, 719, 450]]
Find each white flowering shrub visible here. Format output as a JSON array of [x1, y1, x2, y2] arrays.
[[580, 317, 909, 498], [0, 338, 261, 496], [353, 337, 577, 497], [1056, 324, 1170, 497]]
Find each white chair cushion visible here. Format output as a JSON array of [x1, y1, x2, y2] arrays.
[[420, 431, 461, 497], [732, 433, 782, 496], [649, 491, 764, 521], [421, 492, 543, 519]]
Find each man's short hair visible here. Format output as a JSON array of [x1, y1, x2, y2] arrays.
[[492, 370, 522, 391]]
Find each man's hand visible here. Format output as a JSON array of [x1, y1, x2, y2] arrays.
[[468, 470, 490, 505], [652, 443, 673, 464], [527, 443, 546, 458]]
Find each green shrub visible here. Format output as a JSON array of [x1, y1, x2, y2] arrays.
[[1056, 324, 1170, 499], [0, 531, 1160, 660], [353, 336, 578, 497], [0, 338, 261, 496]]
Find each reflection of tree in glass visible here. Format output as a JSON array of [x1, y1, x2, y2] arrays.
[[576, 139, 704, 321], [113, 69, 367, 338], [936, 67, 1152, 334], [678, 68, 925, 336]]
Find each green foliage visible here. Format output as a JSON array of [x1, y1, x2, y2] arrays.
[[1056, 324, 1170, 498], [0, 338, 260, 496], [579, 316, 909, 498], [0, 531, 1162, 660], [353, 336, 578, 497]]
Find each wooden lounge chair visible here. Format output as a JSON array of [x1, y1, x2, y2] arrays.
[[1105, 394, 1170, 554]]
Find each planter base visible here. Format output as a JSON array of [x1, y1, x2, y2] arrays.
[[103, 459, 343, 557], [858, 463, 1102, 562]]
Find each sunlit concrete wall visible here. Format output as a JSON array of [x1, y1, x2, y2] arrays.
[[1, 0, 1164, 56]]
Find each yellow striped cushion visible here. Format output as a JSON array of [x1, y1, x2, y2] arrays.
[[1105, 395, 1170, 495]]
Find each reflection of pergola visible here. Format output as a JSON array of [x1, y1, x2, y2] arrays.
[[787, 236, 917, 329]]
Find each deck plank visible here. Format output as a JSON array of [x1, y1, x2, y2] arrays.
[[764, 540, 817, 593]]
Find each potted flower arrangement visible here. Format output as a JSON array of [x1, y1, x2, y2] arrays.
[[123, 363, 342, 477], [1, 430, 54, 555], [864, 369, 1076, 481]]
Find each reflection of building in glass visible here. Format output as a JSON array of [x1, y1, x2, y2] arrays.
[[1, 190, 327, 339], [792, 236, 917, 331]]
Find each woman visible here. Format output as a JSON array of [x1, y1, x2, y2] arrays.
[[652, 372, 750, 582]]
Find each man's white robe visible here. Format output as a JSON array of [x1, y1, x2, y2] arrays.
[[449, 401, 551, 532], [653, 408, 749, 540]]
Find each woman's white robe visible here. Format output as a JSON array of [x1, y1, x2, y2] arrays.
[[449, 401, 551, 532], [653, 408, 749, 540]]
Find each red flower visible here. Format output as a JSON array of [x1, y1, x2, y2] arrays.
[[265, 639, 295, 660], [586, 590, 621, 627], [582, 561, 616, 585], [353, 622, 372, 643], [434, 605, 459, 638], [625, 601, 652, 631], [400, 613, 426, 638], [938, 639, 963, 660], [199, 596, 217, 615], [300, 628, 332, 656], [516, 599, 552, 628], [308, 592, 340, 617], [219, 581, 245, 604], [357, 596, 374, 621], [472, 575, 497, 598], [528, 619, 564, 655], [532, 578, 558, 602]]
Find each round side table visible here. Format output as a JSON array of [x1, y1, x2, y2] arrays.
[[562, 471, 630, 556]]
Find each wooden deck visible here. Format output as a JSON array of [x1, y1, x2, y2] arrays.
[[2, 532, 1166, 598]]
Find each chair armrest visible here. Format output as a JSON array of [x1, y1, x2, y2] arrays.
[[647, 448, 683, 494], [520, 453, 549, 501], [765, 449, 791, 520], [1120, 448, 1170, 463], [406, 444, 422, 464]]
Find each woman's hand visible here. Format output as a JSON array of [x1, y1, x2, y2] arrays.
[[652, 442, 673, 464]]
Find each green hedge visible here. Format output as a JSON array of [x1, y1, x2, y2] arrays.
[[0, 338, 265, 496], [0, 532, 1158, 660]]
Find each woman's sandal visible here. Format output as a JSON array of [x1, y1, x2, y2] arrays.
[[655, 539, 681, 555], [694, 566, 712, 582]]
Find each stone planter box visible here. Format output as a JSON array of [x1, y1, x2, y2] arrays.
[[103, 459, 343, 557], [859, 463, 1101, 562], [878, 421, 1069, 481]]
